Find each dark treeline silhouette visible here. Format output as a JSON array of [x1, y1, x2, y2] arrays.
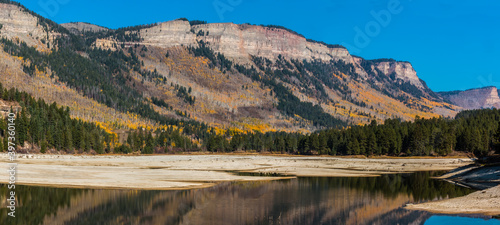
[[197, 109, 500, 156], [114, 109, 500, 156]]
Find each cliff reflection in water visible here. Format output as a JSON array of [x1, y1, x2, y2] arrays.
[[0, 171, 474, 225]]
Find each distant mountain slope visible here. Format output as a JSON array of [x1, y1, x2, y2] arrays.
[[61, 22, 108, 34], [439, 86, 500, 109], [0, 1, 459, 134]]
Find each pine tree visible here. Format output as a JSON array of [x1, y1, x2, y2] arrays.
[[206, 136, 217, 152], [40, 139, 47, 153], [72, 122, 81, 151], [347, 138, 360, 155], [143, 132, 154, 154], [310, 134, 320, 152], [494, 121, 500, 153], [275, 136, 285, 153], [79, 126, 87, 151], [357, 130, 367, 155], [29, 112, 39, 145], [318, 133, 329, 155], [298, 136, 310, 155], [410, 125, 426, 156], [367, 131, 377, 156], [377, 129, 389, 155], [64, 126, 73, 151], [135, 130, 143, 151], [3, 134, 8, 152], [386, 128, 398, 155], [53, 121, 63, 150], [286, 135, 298, 153], [470, 128, 482, 155], [17, 110, 27, 147]]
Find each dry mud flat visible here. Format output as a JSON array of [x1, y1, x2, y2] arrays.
[[0, 154, 472, 190], [406, 185, 500, 216]]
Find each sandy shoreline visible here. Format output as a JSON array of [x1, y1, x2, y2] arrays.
[[1, 153, 473, 190]]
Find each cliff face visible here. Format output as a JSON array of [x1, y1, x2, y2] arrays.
[[0, 3, 59, 51], [140, 20, 196, 48], [372, 61, 424, 88], [131, 21, 353, 64], [93, 20, 426, 92], [137, 21, 424, 87], [192, 23, 352, 63], [439, 87, 500, 109]]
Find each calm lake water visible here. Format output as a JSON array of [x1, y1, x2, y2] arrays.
[[1, 171, 499, 225]]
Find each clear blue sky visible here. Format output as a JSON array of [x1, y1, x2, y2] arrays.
[[16, 0, 500, 92]]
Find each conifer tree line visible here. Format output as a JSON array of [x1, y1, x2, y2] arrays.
[[198, 109, 500, 156], [113, 108, 500, 156], [0, 83, 112, 153]]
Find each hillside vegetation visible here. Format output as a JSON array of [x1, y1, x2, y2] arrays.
[[1, 1, 492, 156]]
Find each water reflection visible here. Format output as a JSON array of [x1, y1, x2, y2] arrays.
[[0, 172, 497, 225]]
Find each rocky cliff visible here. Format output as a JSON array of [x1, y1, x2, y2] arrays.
[[439, 86, 500, 109], [192, 23, 352, 64], [92, 19, 428, 95], [94, 20, 428, 90], [96, 20, 353, 64], [0, 3, 59, 51], [370, 60, 424, 88], [147, 21, 426, 88], [140, 20, 196, 48]]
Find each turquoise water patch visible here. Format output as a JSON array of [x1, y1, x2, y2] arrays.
[[425, 216, 500, 225]]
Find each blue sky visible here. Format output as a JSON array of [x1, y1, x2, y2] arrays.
[[16, 0, 500, 92]]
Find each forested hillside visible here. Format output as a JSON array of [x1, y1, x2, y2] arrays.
[[1, 1, 495, 157], [1, 82, 498, 156]]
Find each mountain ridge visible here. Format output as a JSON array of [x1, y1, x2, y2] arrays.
[[0, 1, 462, 134], [61, 22, 109, 34]]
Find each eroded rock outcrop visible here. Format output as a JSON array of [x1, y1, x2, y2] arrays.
[[439, 86, 500, 109], [192, 23, 351, 63], [140, 20, 196, 48], [0, 3, 59, 51], [372, 60, 424, 88]]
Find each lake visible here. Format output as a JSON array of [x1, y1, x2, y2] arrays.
[[1, 171, 499, 225]]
